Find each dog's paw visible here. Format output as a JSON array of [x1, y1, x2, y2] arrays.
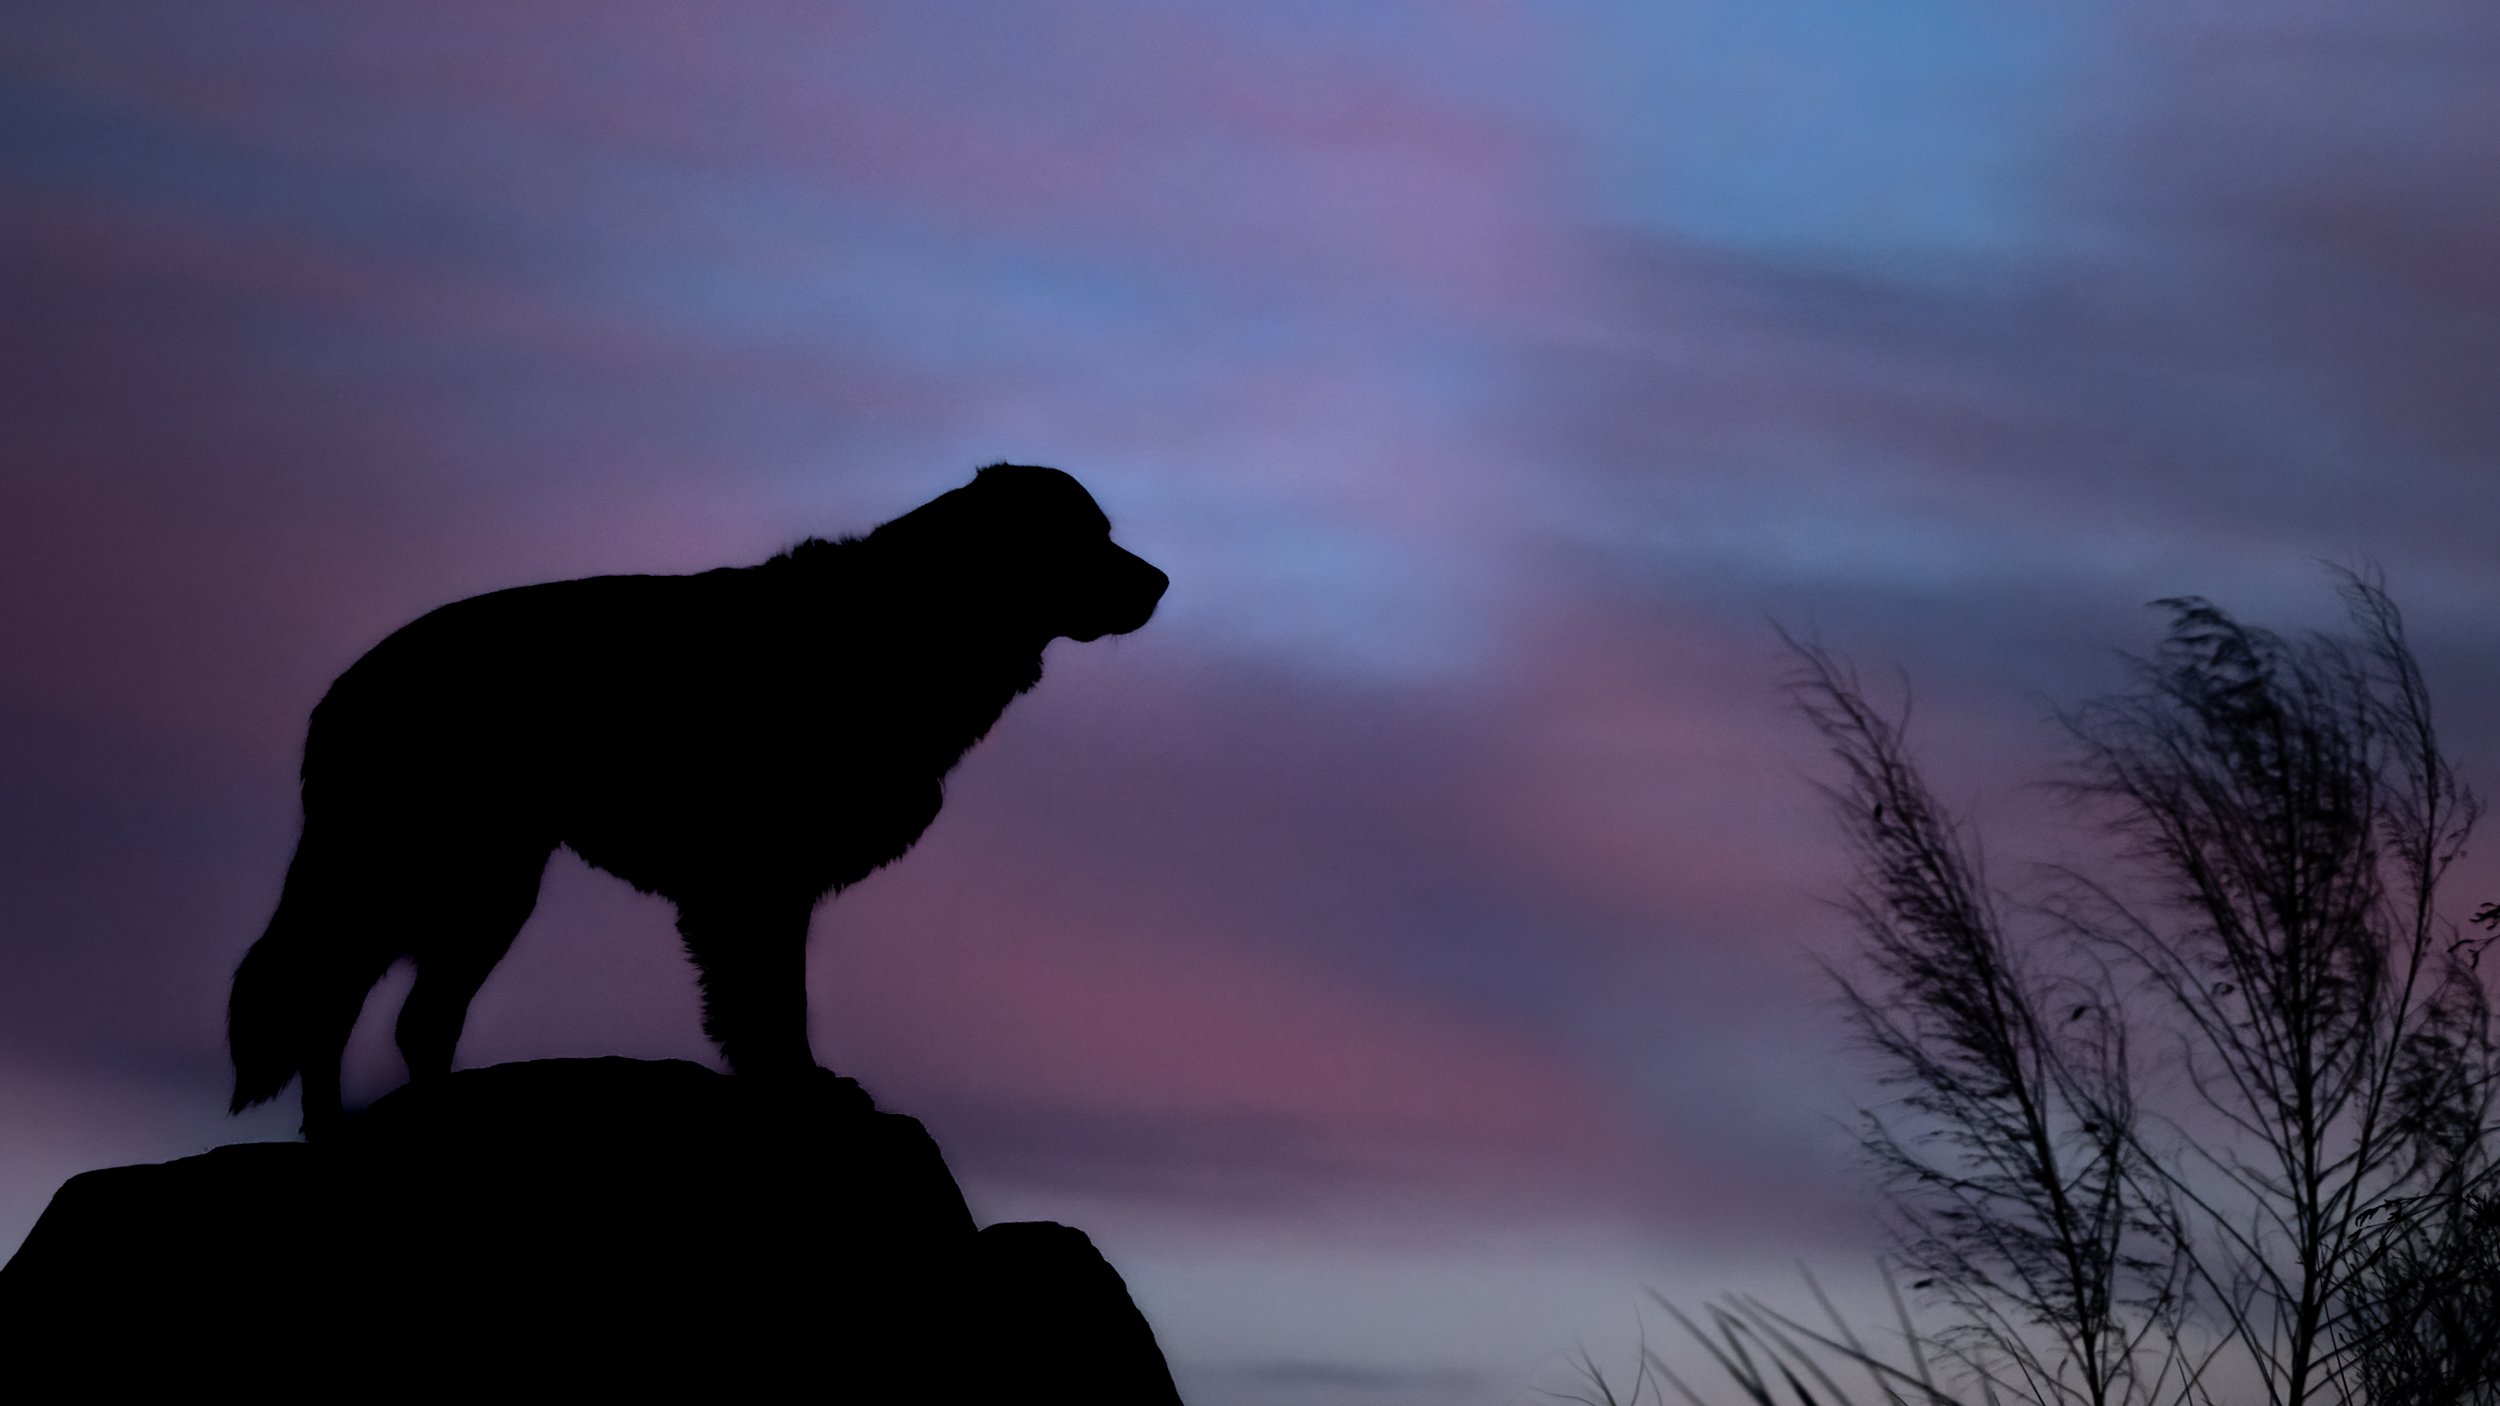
[[808, 1066, 879, 1116]]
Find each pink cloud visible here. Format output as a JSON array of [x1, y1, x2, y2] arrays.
[[1461, 601, 1833, 936], [5, 1, 1594, 327], [823, 839, 1632, 1182]]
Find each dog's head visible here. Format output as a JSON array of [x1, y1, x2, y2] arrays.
[[875, 464, 1168, 644]]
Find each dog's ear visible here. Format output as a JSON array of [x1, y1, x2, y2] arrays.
[[966, 466, 1112, 532], [872, 476, 990, 546]]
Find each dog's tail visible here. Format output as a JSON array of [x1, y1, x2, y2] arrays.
[[228, 835, 351, 1114], [229, 908, 308, 1114]]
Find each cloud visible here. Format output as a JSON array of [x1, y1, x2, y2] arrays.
[[1522, 0, 2500, 623], [9, 16, 2500, 1392]]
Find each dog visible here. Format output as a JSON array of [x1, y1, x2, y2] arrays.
[[229, 465, 1167, 1132]]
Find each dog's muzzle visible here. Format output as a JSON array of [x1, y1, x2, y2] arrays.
[[1069, 548, 1168, 641]]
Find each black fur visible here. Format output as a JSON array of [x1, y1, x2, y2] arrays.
[[229, 465, 1167, 1132]]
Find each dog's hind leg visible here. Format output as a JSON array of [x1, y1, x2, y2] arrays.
[[295, 934, 403, 1138], [395, 842, 551, 1083], [672, 890, 819, 1078]]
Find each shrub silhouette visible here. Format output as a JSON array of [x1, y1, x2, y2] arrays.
[[1770, 571, 2498, 1405], [1596, 576, 2497, 1406], [228, 464, 1167, 1133]]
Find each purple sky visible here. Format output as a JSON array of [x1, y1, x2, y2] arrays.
[[5, 2, 2499, 1401]]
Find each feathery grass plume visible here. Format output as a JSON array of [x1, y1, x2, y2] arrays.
[[2054, 570, 2497, 1406], [1575, 573, 2496, 1405], [1784, 634, 2192, 1406]]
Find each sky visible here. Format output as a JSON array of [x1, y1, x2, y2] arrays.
[[4, 2, 2499, 1401]]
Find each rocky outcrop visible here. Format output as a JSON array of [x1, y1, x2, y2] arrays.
[[0, 1058, 1183, 1401]]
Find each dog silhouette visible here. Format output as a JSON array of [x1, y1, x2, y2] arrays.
[[229, 465, 1167, 1132]]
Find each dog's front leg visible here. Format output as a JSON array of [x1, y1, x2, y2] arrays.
[[673, 890, 818, 1076]]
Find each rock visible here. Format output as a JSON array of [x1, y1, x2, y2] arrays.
[[981, 1221, 1186, 1403], [0, 1058, 1183, 1402]]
